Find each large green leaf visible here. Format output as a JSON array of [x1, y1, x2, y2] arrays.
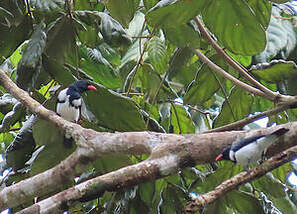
[[16, 25, 48, 91], [99, 13, 132, 48], [246, 0, 271, 30], [78, 45, 122, 89], [213, 87, 254, 128], [163, 23, 200, 48], [84, 82, 146, 131], [184, 55, 227, 106], [139, 63, 177, 102], [0, 16, 31, 63], [202, 0, 266, 55], [146, 0, 206, 27], [143, 0, 158, 10], [74, 0, 105, 11], [105, 0, 140, 28], [227, 191, 265, 214], [45, 15, 77, 61], [250, 60, 297, 83], [32, 117, 76, 175], [5, 116, 36, 171], [170, 104, 195, 134]]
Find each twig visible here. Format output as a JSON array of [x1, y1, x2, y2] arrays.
[[184, 143, 297, 212], [126, 21, 147, 95], [210, 68, 236, 121], [204, 105, 288, 133], [172, 100, 209, 115], [193, 49, 271, 100], [193, 17, 277, 100]]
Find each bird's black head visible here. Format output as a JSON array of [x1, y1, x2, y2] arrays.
[[215, 146, 231, 161], [70, 80, 97, 94]]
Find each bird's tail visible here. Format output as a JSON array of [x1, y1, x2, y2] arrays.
[[260, 128, 289, 150], [269, 128, 289, 137]]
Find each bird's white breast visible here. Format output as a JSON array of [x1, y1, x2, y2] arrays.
[[234, 141, 263, 166], [57, 89, 80, 122]]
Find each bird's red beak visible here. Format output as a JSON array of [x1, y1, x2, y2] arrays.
[[215, 154, 223, 161], [87, 85, 97, 91]]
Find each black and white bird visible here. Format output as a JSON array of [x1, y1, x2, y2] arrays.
[[215, 128, 289, 167], [56, 80, 97, 123]]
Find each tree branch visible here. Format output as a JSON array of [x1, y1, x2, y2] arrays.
[[193, 49, 272, 100], [205, 105, 288, 133], [184, 144, 297, 212], [193, 17, 277, 100]]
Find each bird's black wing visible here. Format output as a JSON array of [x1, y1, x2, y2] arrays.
[[68, 92, 81, 108], [231, 135, 265, 151]]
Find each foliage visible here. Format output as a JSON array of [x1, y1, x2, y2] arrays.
[[0, 0, 296, 213]]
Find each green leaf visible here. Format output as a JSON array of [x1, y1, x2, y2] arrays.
[[253, 173, 286, 198], [45, 15, 77, 61], [78, 45, 122, 89], [16, 25, 48, 91], [84, 82, 146, 131], [5, 116, 36, 171], [139, 182, 155, 207], [94, 155, 133, 173], [42, 55, 75, 85], [184, 55, 227, 106], [250, 60, 297, 83], [143, 0, 158, 10], [170, 104, 195, 134], [105, 0, 140, 28], [146, 36, 168, 72], [225, 49, 252, 67], [168, 47, 194, 80], [227, 191, 264, 214], [32, 117, 76, 175], [74, 10, 102, 26], [202, 0, 266, 55], [99, 13, 132, 48], [139, 63, 177, 102], [213, 87, 254, 128], [246, 0, 271, 30], [0, 16, 32, 63], [146, 0, 206, 27], [74, 0, 105, 11], [163, 23, 200, 48]]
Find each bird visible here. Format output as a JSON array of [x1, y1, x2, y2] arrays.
[[215, 128, 289, 168], [56, 80, 97, 123]]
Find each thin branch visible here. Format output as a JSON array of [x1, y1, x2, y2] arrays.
[[210, 68, 237, 121], [193, 49, 272, 100], [193, 17, 277, 100], [172, 100, 209, 115], [184, 144, 297, 212], [126, 21, 147, 95], [205, 105, 288, 133]]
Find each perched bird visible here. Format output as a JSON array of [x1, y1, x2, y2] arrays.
[[56, 80, 97, 123], [215, 128, 289, 168]]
